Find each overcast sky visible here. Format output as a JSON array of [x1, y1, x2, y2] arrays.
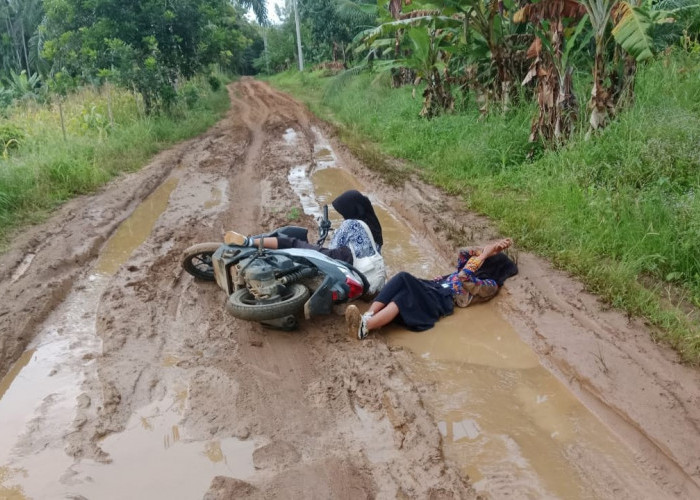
[[266, 0, 287, 24], [243, 0, 286, 24]]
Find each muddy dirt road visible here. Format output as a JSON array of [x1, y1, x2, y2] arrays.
[[1, 79, 700, 499]]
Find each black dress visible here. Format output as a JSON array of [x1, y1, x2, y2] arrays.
[[374, 271, 454, 331]]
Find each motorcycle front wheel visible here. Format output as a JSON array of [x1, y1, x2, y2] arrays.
[[226, 284, 310, 321], [181, 242, 220, 281]]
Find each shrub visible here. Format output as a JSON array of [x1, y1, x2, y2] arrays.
[[179, 82, 201, 109], [208, 74, 222, 92]]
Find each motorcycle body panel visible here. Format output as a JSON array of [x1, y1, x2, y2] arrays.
[[211, 244, 365, 321]]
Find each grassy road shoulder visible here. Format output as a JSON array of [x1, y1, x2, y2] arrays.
[[0, 77, 230, 247], [270, 54, 700, 363]]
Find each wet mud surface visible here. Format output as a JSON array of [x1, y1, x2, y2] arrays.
[[1, 79, 699, 499]]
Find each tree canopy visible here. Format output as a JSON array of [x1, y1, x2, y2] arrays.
[[0, 0, 267, 110]]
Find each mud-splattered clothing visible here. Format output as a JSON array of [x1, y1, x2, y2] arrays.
[[440, 247, 499, 308]]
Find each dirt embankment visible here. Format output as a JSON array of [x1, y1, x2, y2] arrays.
[[1, 79, 699, 499]]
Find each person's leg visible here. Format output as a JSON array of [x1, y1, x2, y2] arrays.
[[368, 301, 386, 315], [365, 302, 398, 330], [345, 299, 400, 340], [225, 231, 353, 264], [224, 231, 280, 248], [255, 237, 278, 248], [348, 271, 422, 338]]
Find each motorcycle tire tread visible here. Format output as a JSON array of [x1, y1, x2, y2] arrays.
[[182, 242, 220, 281], [226, 284, 310, 322]]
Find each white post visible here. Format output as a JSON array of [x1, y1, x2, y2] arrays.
[[263, 26, 270, 74], [292, 0, 304, 71]]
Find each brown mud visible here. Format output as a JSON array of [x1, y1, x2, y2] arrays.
[[0, 79, 699, 499]]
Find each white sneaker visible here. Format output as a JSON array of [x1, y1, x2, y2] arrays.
[[345, 305, 369, 340]]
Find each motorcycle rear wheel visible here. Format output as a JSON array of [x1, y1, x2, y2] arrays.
[[226, 284, 310, 321], [182, 242, 220, 281]]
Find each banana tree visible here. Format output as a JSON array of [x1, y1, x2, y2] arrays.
[[515, 0, 588, 145], [458, 0, 518, 110], [408, 25, 456, 116], [609, 0, 677, 107], [578, 0, 675, 130], [354, 10, 461, 116]]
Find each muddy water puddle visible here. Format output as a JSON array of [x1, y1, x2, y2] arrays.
[[0, 276, 105, 498], [71, 390, 255, 500], [203, 186, 223, 209], [286, 138, 666, 498], [0, 173, 254, 498], [385, 309, 653, 498], [95, 176, 179, 275]]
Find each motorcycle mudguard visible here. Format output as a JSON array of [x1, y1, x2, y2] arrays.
[[303, 275, 335, 319]]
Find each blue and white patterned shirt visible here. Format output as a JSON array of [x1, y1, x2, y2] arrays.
[[329, 219, 381, 258]]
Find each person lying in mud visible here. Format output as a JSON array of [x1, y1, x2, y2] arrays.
[[224, 189, 386, 293], [345, 238, 517, 340]]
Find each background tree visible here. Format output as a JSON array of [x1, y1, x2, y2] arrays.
[[1, 0, 45, 79], [298, 0, 377, 63], [40, 0, 264, 112]]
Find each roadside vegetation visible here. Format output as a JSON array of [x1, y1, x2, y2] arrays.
[[0, 0, 270, 244], [0, 77, 229, 244], [264, 0, 700, 362]]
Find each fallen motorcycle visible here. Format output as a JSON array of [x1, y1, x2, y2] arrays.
[[181, 206, 371, 330]]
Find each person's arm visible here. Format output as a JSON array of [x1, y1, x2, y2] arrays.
[[454, 260, 499, 306], [456, 247, 482, 271]]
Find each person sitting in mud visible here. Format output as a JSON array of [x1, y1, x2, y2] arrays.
[[224, 189, 386, 293], [345, 238, 517, 340]]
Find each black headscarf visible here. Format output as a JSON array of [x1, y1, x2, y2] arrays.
[[331, 190, 383, 247], [475, 252, 518, 286]]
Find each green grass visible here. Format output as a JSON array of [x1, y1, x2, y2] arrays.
[[270, 52, 700, 363], [0, 77, 230, 245]]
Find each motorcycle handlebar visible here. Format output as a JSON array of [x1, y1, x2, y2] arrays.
[[317, 204, 332, 246]]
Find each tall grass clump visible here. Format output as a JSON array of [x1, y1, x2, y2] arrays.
[[0, 75, 230, 244], [271, 51, 700, 362]]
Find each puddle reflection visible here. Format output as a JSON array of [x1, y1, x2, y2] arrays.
[[0, 172, 193, 498], [72, 395, 255, 500]]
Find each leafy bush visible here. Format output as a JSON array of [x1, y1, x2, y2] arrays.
[[208, 75, 222, 92], [80, 104, 110, 136], [179, 82, 201, 109]]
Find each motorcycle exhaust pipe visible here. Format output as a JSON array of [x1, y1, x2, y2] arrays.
[[279, 267, 317, 285]]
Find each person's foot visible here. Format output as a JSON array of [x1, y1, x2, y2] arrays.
[[224, 230, 249, 246], [345, 305, 369, 340]]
